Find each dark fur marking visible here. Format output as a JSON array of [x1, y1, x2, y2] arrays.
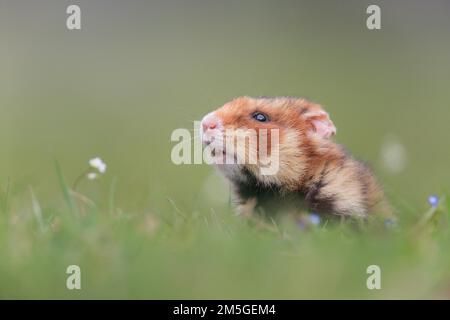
[[232, 167, 308, 215], [305, 175, 335, 213], [299, 107, 309, 115], [234, 168, 280, 200]]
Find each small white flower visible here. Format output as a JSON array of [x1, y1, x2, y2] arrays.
[[87, 172, 98, 180], [89, 157, 107, 174]]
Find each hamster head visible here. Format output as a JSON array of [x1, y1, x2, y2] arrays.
[[200, 96, 336, 189]]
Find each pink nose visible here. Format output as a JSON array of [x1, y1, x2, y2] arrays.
[[201, 114, 218, 131]]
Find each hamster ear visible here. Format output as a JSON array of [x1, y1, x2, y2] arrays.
[[302, 109, 336, 138]]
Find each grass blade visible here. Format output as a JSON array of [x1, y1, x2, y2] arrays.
[[109, 176, 117, 216], [29, 187, 46, 233], [54, 160, 76, 215]]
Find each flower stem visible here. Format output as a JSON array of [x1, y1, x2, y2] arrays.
[[72, 168, 93, 191]]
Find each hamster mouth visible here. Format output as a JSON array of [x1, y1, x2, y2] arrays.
[[202, 137, 213, 146], [208, 147, 227, 158], [202, 137, 235, 162], [201, 130, 241, 164], [201, 130, 216, 146]]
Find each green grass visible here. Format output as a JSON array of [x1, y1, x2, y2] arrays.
[[0, 165, 449, 299]]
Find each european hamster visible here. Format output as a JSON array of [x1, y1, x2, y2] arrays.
[[200, 96, 392, 219]]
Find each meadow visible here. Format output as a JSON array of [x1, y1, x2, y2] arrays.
[[1, 0, 450, 299]]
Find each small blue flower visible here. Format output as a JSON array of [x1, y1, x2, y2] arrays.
[[384, 218, 397, 228], [428, 195, 439, 208], [309, 213, 321, 226], [296, 219, 306, 230]]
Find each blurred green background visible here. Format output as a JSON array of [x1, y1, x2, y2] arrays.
[[0, 0, 450, 299]]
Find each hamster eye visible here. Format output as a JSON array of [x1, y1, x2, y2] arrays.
[[252, 112, 269, 122]]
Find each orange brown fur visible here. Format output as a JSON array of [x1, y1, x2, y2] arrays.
[[205, 96, 392, 219]]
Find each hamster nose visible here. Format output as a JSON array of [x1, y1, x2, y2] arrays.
[[202, 121, 217, 131], [201, 113, 219, 131]]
